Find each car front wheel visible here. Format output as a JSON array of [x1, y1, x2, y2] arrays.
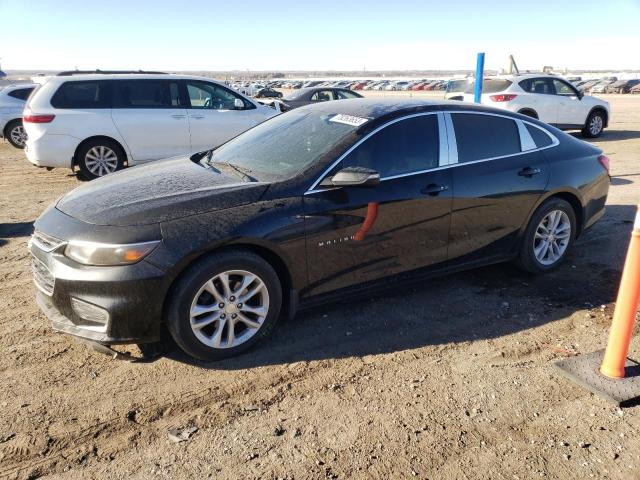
[[517, 198, 576, 274], [582, 110, 605, 138], [166, 250, 282, 361]]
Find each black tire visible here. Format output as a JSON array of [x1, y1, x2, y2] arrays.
[[76, 138, 125, 180], [517, 198, 577, 274], [5, 119, 27, 149], [581, 110, 605, 138], [166, 249, 282, 361]]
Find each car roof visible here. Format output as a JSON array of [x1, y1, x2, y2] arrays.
[[44, 74, 226, 84], [293, 97, 520, 123]]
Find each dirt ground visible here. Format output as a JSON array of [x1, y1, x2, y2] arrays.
[[1, 93, 639, 480]]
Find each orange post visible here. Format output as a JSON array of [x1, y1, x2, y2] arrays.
[[600, 205, 640, 379]]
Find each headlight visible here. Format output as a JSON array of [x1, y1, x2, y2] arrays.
[[64, 240, 160, 266]]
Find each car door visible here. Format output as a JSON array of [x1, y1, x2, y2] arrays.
[[552, 79, 586, 127], [303, 113, 453, 296], [446, 112, 550, 263], [519, 78, 558, 124], [184, 80, 258, 153], [110, 79, 190, 162]]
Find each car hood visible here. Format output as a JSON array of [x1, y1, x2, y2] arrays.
[[56, 156, 269, 226]]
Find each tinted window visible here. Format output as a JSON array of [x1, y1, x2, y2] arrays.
[[114, 80, 182, 108], [335, 90, 360, 99], [51, 81, 111, 108], [8, 88, 35, 101], [186, 81, 251, 110], [552, 79, 577, 96], [341, 115, 439, 177], [310, 90, 335, 102], [519, 78, 553, 94], [525, 124, 553, 148], [464, 79, 512, 94], [452, 113, 521, 163]]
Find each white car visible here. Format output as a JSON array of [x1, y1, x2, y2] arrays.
[[0, 83, 37, 148], [24, 73, 279, 179], [462, 74, 610, 137]]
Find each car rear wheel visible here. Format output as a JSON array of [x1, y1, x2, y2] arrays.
[[6, 120, 27, 149], [77, 139, 125, 180], [582, 110, 605, 138], [166, 250, 282, 361], [517, 198, 576, 274]]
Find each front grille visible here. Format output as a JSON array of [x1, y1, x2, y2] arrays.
[[32, 255, 55, 296], [31, 230, 64, 252]]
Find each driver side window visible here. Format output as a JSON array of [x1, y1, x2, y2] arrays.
[[552, 79, 577, 96], [186, 81, 252, 110], [310, 90, 335, 102], [337, 114, 439, 178]]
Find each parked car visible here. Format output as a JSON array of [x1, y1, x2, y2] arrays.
[[23, 73, 279, 179], [631, 84, 640, 94], [590, 80, 615, 94], [30, 98, 609, 361], [254, 87, 283, 99], [281, 87, 362, 111], [0, 83, 36, 148], [578, 79, 600, 92], [462, 74, 610, 137], [607, 79, 640, 93], [444, 79, 470, 100]]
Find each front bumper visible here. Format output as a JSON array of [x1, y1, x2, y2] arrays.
[[30, 210, 169, 344]]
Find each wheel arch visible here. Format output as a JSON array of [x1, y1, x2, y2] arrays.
[[161, 240, 297, 327], [523, 190, 585, 239], [2, 117, 23, 137], [72, 135, 128, 167], [517, 108, 538, 119], [586, 106, 609, 128]]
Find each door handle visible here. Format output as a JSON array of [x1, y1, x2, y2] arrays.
[[421, 183, 449, 196], [518, 167, 542, 177], [190, 115, 205, 119], [171, 114, 186, 119]]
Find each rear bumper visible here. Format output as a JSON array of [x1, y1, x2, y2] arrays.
[[25, 134, 79, 168]]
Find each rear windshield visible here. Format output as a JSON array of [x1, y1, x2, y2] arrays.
[[8, 87, 35, 101], [464, 79, 512, 94], [206, 109, 361, 180]]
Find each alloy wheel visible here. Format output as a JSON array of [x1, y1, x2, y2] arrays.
[[189, 270, 269, 349], [84, 146, 119, 177], [533, 210, 571, 266], [10, 124, 27, 147], [589, 115, 603, 136]]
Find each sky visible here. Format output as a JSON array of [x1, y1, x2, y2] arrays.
[[1, 0, 639, 72]]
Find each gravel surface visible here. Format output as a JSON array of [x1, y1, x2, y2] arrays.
[[0, 94, 639, 479]]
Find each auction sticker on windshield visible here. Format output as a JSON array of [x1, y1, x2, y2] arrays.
[[329, 114, 369, 127]]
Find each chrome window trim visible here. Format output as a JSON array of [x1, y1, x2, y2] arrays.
[[304, 109, 559, 195], [436, 112, 449, 167]]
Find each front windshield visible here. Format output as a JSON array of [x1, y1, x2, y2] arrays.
[[206, 109, 360, 180]]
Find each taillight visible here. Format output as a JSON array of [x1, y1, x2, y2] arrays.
[[598, 154, 610, 173], [23, 114, 55, 123], [490, 94, 518, 102]]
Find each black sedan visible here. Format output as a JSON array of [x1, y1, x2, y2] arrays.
[[281, 87, 362, 111], [254, 87, 283, 99], [30, 99, 609, 361]]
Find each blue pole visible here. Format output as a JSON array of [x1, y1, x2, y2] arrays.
[[474, 52, 485, 103]]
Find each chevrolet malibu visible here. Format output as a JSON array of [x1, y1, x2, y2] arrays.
[[30, 99, 610, 361]]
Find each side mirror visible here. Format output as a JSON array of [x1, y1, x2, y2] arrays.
[[577, 90, 584, 99], [234, 98, 245, 109], [320, 167, 380, 188]]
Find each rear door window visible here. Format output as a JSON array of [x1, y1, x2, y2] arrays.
[[451, 113, 521, 163], [340, 114, 440, 177], [8, 88, 35, 101], [464, 79, 512, 94], [519, 78, 554, 95], [50, 81, 111, 108], [310, 90, 335, 102], [113, 80, 182, 108]]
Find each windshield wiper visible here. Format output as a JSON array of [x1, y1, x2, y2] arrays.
[[210, 161, 257, 182]]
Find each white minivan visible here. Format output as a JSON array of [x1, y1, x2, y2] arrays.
[[24, 73, 280, 179]]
